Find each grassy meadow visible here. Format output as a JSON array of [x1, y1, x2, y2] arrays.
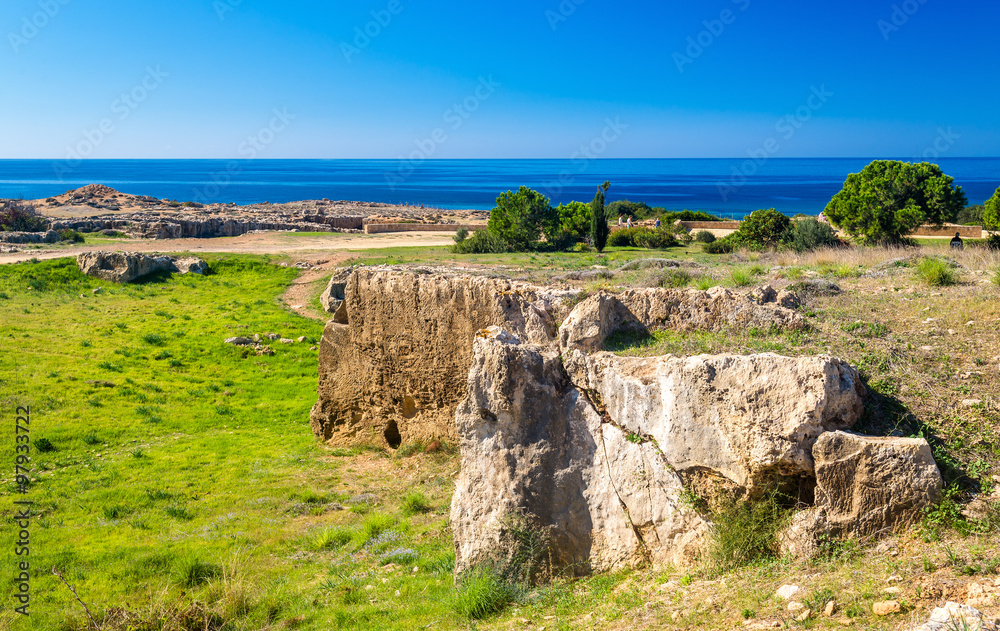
[[0, 241, 998, 630]]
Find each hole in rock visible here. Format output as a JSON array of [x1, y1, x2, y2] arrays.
[[384, 420, 402, 449], [402, 396, 418, 419]]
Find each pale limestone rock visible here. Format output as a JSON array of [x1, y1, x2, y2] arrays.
[[564, 351, 865, 491], [776, 585, 802, 600], [77, 251, 207, 283], [311, 268, 560, 447], [450, 332, 708, 576]]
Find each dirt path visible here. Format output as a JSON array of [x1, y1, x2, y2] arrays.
[[281, 264, 347, 321], [0, 231, 457, 265], [1, 230, 458, 320]]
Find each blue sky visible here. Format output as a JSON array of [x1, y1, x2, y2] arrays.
[[2, 0, 998, 159]]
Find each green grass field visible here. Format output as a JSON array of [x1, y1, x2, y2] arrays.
[[1, 244, 998, 631], [0, 257, 459, 630]]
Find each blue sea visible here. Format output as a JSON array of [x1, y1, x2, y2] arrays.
[[1, 159, 997, 220]]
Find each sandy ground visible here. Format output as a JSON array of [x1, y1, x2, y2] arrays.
[[0, 231, 457, 265]]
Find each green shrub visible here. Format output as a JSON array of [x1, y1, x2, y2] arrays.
[[58, 228, 85, 243], [607, 227, 640, 247], [451, 565, 521, 620], [453, 227, 469, 243], [0, 200, 47, 232], [660, 210, 723, 223], [35, 437, 56, 452], [708, 490, 790, 572], [555, 200, 591, 239], [957, 204, 985, 226], [703, 237, 735, 254], [633, 228, 678, 249], [694, 230, 716, 243], [659, 269, 692, 288], [608, 227, 677, 249], [730, 208, 790, 250], [451, 230, 511, 254], [607, 199, 656, 221], [401, 490, 431, 516], [786, 218, 841, 252], [729, 267, 756, 287], [917, 258, 957, 286]]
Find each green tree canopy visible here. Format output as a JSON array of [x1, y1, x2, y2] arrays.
[[590, 181, 611, 252], [486, 186, 558, 251], [824, 160, 967, 244], [729, 208, 790, 249], [983, 186, 1000, 231], [555, 201, 592, 239]]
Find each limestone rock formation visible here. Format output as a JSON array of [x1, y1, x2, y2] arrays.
[[779, 431, 942, 557], [564, 352, 866, 492], [814, 431, 942, 535], [451, 328, 708, 575], [77, 252, 208, 283], [320, 267, 352, 322], [558, 286, 804, 354], [0, 230, 60, 244], [310, 268, 566, 447], [308, 267, 944, 574], [173, 257, 209, 275]]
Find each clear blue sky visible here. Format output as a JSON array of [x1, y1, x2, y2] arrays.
[[2, 0, 998, 159]]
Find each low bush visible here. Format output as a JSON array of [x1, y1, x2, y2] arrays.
[[453, 227, 469, 243], [608, 227, 678, 249], [708, 489, 790, 572], [35, 437, 56, 452], [916, 258, 958, 286], [451, 565, 521, 620], [694, 230, 716, 243], [451, 230, 511, 254], [58, 228, 85, 243], [786, 218, 841, 252], [729, 267, 756, 287], [401, 490, 431, 516], [0, 200, 47, 232], [703, 237, 735, 254]]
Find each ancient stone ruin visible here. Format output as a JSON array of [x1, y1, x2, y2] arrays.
[[311, 266, 943, 573], [77, 251, 208, 283]]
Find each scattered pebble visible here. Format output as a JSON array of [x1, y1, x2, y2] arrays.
[[776, 585, 801, 600], [872, 600, 900, 616]]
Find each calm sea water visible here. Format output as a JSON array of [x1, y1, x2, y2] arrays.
[[0, 159, 997, 219]]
